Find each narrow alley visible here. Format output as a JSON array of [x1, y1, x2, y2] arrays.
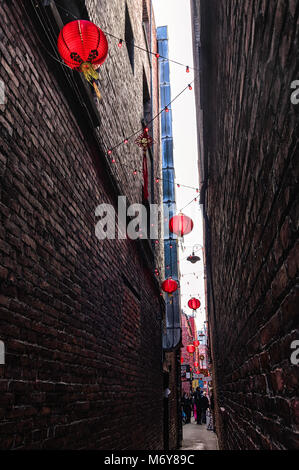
[[181, 420, 218, 451], [0, 0, 298, 456]]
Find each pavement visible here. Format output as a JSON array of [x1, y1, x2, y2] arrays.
[[180, 417, 218, 450]]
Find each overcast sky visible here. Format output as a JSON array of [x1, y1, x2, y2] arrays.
[[152, 0, 206, 331]]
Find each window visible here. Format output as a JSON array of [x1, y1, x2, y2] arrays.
[[142, 0, 150, 48], [55, 0, 89, 22], [142, 70, 154, 205], [125, 4, 135, 73], [143, 70, 151, 126]]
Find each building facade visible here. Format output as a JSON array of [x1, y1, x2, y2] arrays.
[[191, 0, 299, 450], [157, 25, 182, 450], [181, 312, 196, 395], [0, 0, 166, 450]]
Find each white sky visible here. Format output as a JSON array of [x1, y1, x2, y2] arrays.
[[152, 0, 206, 331]]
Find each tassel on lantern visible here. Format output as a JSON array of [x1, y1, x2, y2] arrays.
[[93, 82, 102, 100], [80, 62, 102, 100]]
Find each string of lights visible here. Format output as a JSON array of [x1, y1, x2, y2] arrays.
[[181, 293, 202, 297], [178, 194, 200, 212], [102, 152, 199, 191], [181, 271, 203, 277], [24, 2, 207, 303], [29, 1, 201, 293], [29, 3, 200, 193], [45, 4, 199, 190], [54, 2, 200, 73], [106, 81, 195, 156]]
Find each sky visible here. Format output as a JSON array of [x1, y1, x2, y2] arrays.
[[152, 0, 206, 332]]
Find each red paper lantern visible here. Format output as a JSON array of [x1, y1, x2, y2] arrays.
[[186, 345, 195, 354], [180, 357, 184, 364], [169, 213, 193, 237], [193, 340, 200, 348], [161, 278, 178, 295], [57, 20, 108, 98], [188, 298, 201, 310], [194, 362, 199, 368]]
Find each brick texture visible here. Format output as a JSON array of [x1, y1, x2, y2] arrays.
[[0, 0, 166, 450], [197, 0, 299, 449], [164, 350, 181, 450]]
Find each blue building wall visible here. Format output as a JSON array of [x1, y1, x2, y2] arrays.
[[157, 26, 181, 350]]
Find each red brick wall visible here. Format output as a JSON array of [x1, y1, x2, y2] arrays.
[[164, 351, 181, 450], [196, 0, 299, 450], [0, 0, 165, 450]]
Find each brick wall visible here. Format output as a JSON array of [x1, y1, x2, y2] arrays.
[[196, 0, 299, 449], [164, 351, 181, 450], [0, 0, 165, 450]]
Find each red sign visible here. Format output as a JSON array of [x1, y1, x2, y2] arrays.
[[199, 369, 209, 377]]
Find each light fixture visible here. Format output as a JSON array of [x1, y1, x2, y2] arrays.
[[187, 252, 200, 264]]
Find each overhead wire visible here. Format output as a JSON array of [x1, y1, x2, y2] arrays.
[[54, 1, 200, 73], [47, 3, 200, 191], [29, 2, 200, 192], [26, 0, 203, 294]]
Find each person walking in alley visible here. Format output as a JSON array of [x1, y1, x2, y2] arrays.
[[191, 390, 197, 421], [195, 387, 203, 424], [201, 392, 209, 424], [182, 393, 192, 424]]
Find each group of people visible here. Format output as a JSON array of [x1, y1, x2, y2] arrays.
[[181, 387, 215, 431]]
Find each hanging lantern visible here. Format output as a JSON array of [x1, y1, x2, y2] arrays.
[[180, 357, 184, 364], [193, 340, 200, 348], [57, 20, 108, 99], [169, 213, 193, 237], [188, 298, 201, 311], [194, 362, 199, 368], [161, 278, 178, 295], [186, 345, 195, 354]]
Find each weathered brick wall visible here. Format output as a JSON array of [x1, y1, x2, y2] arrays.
[[198, 0, 299, 449], [0, 0, 165, 450], [164, 351, 181, 450]]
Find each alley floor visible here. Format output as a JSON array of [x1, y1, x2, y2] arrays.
[[180, 417, 218, 450]]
